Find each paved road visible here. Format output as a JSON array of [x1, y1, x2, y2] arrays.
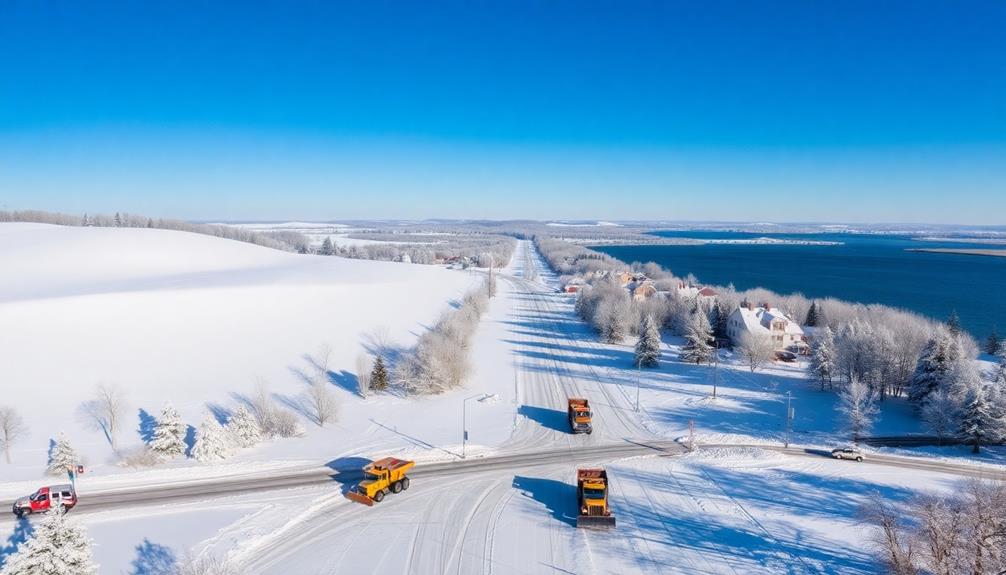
[[0, 439, 683, 523]]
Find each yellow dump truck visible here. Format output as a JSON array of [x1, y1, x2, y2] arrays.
[[567, 398, 593, 434], [345, 457, 415, 506], [576, 468, 616, 528]]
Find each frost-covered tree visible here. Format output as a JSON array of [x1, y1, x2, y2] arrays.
[[736, 332, 774, 372], [319, 237, 334, 256], [1, 504, 98, 575], [945, 310, 963, 337], [46, 434, 79, 476], [837, 375, 880, 440], [908, 330, 962, 405], [226, 405, 261, 449], [191, 415, 231, 462], [920, 387, 960, 441], [150, 403, 188, 459], [991, 343, 1006, 387], [679, 307, 714, 364], [371, 356, 388, 391], [635, 315, 662, 368], [596, 293, 631, 344], [953, 359, 1006, 454], [810, 326, 836, 391], [0, 406, 27, 464]]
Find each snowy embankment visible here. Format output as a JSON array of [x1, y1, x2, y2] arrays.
[[0, 222, 507, 486]]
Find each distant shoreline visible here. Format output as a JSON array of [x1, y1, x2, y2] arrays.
[[907, 248, 1006, 258]]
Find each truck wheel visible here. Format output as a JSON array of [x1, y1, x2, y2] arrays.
[[586, 429, 592, 435], [856, 456, 863, 462], [402, 477, 411, 490], [373, 491, 385, 503], [391, 481, 403, 494]]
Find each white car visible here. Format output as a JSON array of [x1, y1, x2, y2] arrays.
[[831, 447, 864, 462]]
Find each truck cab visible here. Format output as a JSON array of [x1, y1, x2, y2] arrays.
[[567, 398, 593, 434], [12, 485, 77, 517]]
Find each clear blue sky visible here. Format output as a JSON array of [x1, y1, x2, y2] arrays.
[[1, 1, 1004, 223]]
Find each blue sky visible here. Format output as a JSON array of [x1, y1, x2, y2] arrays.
[[1, 1, 1004, 223]]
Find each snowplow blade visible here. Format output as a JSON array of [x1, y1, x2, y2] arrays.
[[345, 491, 374, 507], [577, 515, 616, 529]]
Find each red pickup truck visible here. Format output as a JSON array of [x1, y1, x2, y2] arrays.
[[11, 485, 77, 518]]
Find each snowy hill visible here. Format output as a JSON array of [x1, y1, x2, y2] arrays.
[[0, 223, 475, 480]]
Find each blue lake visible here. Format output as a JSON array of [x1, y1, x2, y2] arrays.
[[593, 232, 1006, 340]]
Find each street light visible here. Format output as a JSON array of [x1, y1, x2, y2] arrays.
[[462, 393, 486, 458]]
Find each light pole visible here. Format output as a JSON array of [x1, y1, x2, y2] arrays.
[[784, 390, 795, 448], [635, 357, 641, 412], [462, 393, 485, 458], [712, 340, 721, 400]]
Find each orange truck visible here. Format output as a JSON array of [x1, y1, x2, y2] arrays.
[[567, 398, 592, 434], [345, 457, 415, 506], [576, 468, 615, 528]]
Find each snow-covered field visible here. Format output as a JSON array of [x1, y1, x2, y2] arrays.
[[1, 230, 1000, 574], [0, 223, 491, 483]]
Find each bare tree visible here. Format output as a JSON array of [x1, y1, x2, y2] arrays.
[[863, 480, 1006, 575], [355, 352, 372, 398], [78, 383, 128, 452], [858, 492, 916, 575], [305, 344, 338, 426], [736, 332, 775, 372], [0, 406, 27, 464]]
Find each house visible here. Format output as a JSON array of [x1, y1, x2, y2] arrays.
[[727, 303, 806, 351], [628, 279, 657, 301], [561, 277, 587, 294], [674, 282, 718, 306]]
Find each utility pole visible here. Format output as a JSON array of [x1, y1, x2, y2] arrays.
[[488, 256, 494, 299], [635, 357, 641, 412], [712, 341, 720, 400], [784, 390, 794, 448]]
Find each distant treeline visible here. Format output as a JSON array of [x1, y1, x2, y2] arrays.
[[0, 209, 310, 253]]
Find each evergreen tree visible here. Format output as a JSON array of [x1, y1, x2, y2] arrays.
[[805, 301, 820, 327], [959, 383, 1004, 454], [1, 505, 98, 575], [226, 405, 261, 448], [945, 310, 962, 337], [712, 300, 730, 340], [149, 403, 188, 459], [81, 213, 89, 227], [634, 315, 662, 368], [146, 218, 154, 229], [985, 328, 1001, 356], [319, 237, 334, 256], [46, 434, 79, 476], [191, 415, 231, 462], [810, 326, 836, 391], [907, 331, 961, 405], [113, 212, 122, 227], [679, 307, 714, 364], [371, 356, 389, 391], [993, 343, 1006, 387]]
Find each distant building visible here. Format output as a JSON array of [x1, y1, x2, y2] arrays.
[[674, 282, 718, 305], [727, 303, 806, 351], [562, 278, 587, 294], [629, 280, 657, 301]]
